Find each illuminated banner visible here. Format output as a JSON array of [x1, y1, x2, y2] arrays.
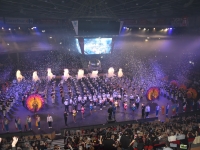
[[5, 17, 33, 24], [119, 21, 124, 34], [72, 20, 78, 35], [171, 17, 189, 27]]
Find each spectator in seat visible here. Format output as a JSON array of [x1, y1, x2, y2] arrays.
[[120, 131, 131, 150]]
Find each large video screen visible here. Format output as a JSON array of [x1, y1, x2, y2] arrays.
[[75, 39, 82, 54], [84, 38, 112, 54]]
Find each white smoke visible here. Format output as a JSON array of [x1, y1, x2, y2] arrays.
[[77, 69, 85, 80], [118, 68, 123, 77], [62, 69, 70, 81], [16, 70, 24, 82], [107, 67, 115, 78], [47, 68, 55, 81], [32, 71, 40, 82], [90, 70, 98, 78]]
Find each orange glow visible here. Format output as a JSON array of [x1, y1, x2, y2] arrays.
[[147, 87, 160, 101], [26, 94, 44, 112]]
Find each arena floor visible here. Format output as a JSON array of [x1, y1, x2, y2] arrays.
[[0, 85, 183, 135]]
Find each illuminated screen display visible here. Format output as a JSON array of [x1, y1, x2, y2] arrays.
[[76, 39, 82, 54], [84, 38, 112, 54]]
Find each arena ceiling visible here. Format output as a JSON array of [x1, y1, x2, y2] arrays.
[[0, 0, 200, 20]]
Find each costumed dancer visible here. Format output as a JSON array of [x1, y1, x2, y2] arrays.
[[26, 115, 32, 130], [4, 118, 9, 132], [145, 105, 150, 118], [32, 98, 38, 114], [156, 105, 160, 117], [183, 100, 187, 112], [47, 114, 53, 128], [17, 117, 22, 131], [72, 108, 77, 123], [166, 103, 169, 116], [81, 106, 85, 119], [112, 105, 116, 119], [36, 115, 41, 130], [135, 95, 140, 109], [141, 103, 145, 118], [131, 102, 136, 112], [114, 100, 118, 109], [172, 105, 176, 116], [123, 101, 128, 112], [89, 102, 93, 114]]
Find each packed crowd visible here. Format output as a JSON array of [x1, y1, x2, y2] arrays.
[[0, 115, 199, 150], [62, 115, 200, 150]]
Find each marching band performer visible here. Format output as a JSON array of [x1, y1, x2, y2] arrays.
[[103, 94, 107, 107], [78, 95, 82, 104], [118, 92, 122, 101], [129, 94, 134, 103], [183, 100, 187, 112], [109, 96, 113, 106], [69, 97, 73, 106], [93, 94, 97, 108], [51, 89, 55, 104], [99, 98, 103, 110], [73, 98, 78, 112], [81, 97, 86, 107], [107, 92, 110, 102]]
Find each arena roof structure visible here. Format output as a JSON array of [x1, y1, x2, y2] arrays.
[[0, 0, 200, 20]]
